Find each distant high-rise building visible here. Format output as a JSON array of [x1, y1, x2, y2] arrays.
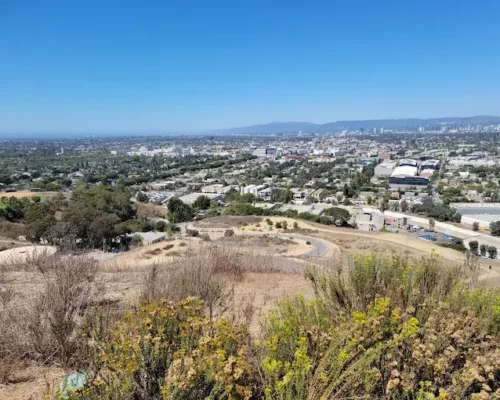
[[418, 127, 424, 133], [373, 128, 377, 134], [380, 127, 384, 134]]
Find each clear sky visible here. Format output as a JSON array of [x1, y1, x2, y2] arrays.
[[1, 0, 500, 135]]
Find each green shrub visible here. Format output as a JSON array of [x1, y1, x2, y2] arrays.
[[65, 298, 256, 400]]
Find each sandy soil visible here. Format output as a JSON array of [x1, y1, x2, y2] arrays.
[[234, 272, 315, 335], [0, 245, 57, 266], [0, 365, 65, 400]]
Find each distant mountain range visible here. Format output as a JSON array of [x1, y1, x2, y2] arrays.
[[213, 116, 500, 134]]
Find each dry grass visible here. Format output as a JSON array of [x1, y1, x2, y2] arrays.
[[0, 220, 25, 239], [138, 245, 312, 330], [194, 215, 263, 229], [139, 246, 243, 318], [0, 254, 101, 386], [221, 234, 298, 247], [136, 202, 169, 218], [0, 191, 59, 199]]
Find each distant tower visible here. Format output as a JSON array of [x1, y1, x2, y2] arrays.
[[60, 147, 64, 155], [380, 127, 384, 134]]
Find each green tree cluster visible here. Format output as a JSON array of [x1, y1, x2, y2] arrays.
[[167, 198, 194, 223]]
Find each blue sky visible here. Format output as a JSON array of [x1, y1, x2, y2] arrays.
[[1, 0, 499, 135]]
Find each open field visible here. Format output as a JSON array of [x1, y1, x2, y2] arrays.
[[0, 191, 59, 199]]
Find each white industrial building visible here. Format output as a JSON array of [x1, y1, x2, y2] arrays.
[[241, 184, 267, 196], [201, 184, 236, 194], [391, 165, 418, 178], [389, 165, 429, 189], [177, 192, 223, 205]]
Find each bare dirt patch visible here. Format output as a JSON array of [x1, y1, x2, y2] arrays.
[[0, 246, 57, 267], [0, 364, 65, 400]]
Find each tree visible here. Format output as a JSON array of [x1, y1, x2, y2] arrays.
[[293, 221, 298, 229], [490, 221, 500, 236], [130, 233, 143, 246], [1, 197, 28, 221], [270, 189, 293, 203], [343, 184, 355, 198], [24, 201, 57, 243], [323, 207, 351, 226], [167, 198, 194, 223], [429, 219, 436, 231], [400, 199, 408, 212], [193, 195, 211, 211], [88, 213, 120, 248], [282, 221, 288, 230], [380, 199, 388, 213], [136, 191, 149, 203], [480, 244, 487, 257], [156, 220, 167, 231], [488, 246, 497, 259], [469, 240, 479, 255], [472, 222, 480, 231]]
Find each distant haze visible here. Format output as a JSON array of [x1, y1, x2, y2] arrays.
[[2, 115, 500, 139]]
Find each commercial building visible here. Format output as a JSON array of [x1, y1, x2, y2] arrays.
[[421, 159, 440, 170], [253, 148, 277, 158], [398, 159, 419, 168], [389, 165, 429, 189], [374, 160, 397, 177]]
